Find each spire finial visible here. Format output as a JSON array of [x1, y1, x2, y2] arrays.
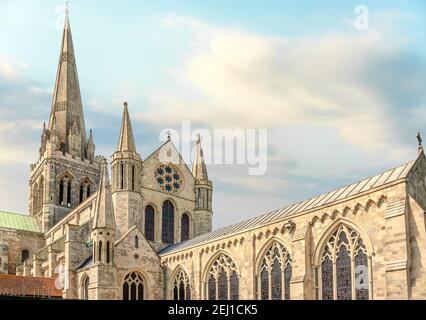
[[167, 131, 172, 141]]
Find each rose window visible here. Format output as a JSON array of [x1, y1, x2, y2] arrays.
[[155, 164, 182, 193]]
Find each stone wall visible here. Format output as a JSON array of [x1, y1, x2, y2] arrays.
[[0, 228, 45, 275], [160, 176, 426, 300]]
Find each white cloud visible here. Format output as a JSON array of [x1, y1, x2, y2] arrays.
[[144, 14, 425, 154], [0, 56, 27, 80]]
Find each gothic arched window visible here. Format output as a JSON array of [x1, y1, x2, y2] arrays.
[[79, 185, 84, 204], [257, 241, 292, 300], [59, 180, 64, 205], [319, 224, 370, 300], [123, 272, 144, 300], [120, 163, 124, 190], [21, 249, 30, 263], [173, 269, 191, 300], [181, 213, 190, 242], [145, 206, 155, 241], [82, 275, 90, 300], [162, 201, 175, 244], [79, 180, 92, 204], [206, 254, 240, 300], [98, 241, 102, 263], [135, 236, 139, 249], [106, 241, 111, 263], [67, 180, 72, 206], [59, 175, 72, 206]]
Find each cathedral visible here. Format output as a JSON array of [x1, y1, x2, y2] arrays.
[[1, 9, 426, 300]]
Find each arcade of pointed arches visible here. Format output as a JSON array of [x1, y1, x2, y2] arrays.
[[164, 221, 372, 300]]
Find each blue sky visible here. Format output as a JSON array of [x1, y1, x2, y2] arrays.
[[1, 0, 426, 229]]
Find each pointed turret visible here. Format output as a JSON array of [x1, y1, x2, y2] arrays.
[[111, 102, 143, 238], [47, 8, 87, 158], [192, 134, 209, 181], [192, 135, 213, 238], [117, 102, 136, 153], [92, 161, 116, 230]]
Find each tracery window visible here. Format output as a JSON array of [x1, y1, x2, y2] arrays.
[[173, 269, 191, 300], [206, 254, 239, 300], [145, 206, 155, 241], [123, 272, 144, 300], [181, 213, 190, 242], [257, 241, 292, 300], [162, 201, 174, 244], [319, 224, 370, 300], [155, 164, 183, 193]]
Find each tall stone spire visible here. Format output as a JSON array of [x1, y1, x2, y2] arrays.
[[47, 7, 87, 157], [92, 160, 116, 230], [192, 134, 209, 181], [116, 102, 136, 152]]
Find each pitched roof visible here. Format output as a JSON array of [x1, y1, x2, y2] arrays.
[[92, 161, 116, 230], [116, 102, 136, 153], [159, 158, 416, 255], [0, 211, 41, 233], [192, 134, 209, 181]]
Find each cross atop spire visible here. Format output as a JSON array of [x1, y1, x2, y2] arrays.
[[192, 134, 209, 181], [116, 102, 137, 153]]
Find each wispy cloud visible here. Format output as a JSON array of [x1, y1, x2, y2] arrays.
[[145, 13, 426, 155]]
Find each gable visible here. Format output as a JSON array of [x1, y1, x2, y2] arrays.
[[114, 226, 161, 271], [142, 140, 195, 198]]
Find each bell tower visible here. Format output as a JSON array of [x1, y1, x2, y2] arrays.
[[28, 8, 100, 232]]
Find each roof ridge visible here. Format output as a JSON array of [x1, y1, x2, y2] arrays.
[[159, 157, 417, 255]]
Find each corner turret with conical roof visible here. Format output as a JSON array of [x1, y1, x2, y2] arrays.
[[111, 102, 143, 238], [192, 134, 213, 236]]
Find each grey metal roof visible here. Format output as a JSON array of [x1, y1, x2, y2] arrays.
[[159, 159, 416, 256], [76, 255, 93, 270]]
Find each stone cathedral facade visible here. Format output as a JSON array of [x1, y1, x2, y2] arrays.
[[1, 10, 426, 300]]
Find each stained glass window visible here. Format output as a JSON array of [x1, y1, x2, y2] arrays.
[[218, 269, 228, 300], [145, 206, 155, 241], [155, 164, 183, 193], [208, 275, 216, 300], [320, 225, 370, 300], [186, 284, 192, 300], [321, 254, 333, 300], [162, 201, 174, 244], [207, 254, 239, 300], [257, 241, 291, 300], [336, 246, 352, 300], [181, 214, 190, 242], [260, 267, 269, 300], [173, 269, 191, 300], [271, 260, 282, 300], [230, 271, 239, 300], [123, 272, 144, 300], [284, 263, 292, 300], [355, 243, 369, 300]]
